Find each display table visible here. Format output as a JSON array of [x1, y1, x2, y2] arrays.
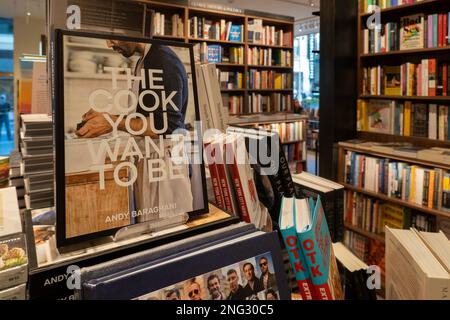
[[25, 204, 236, 300]]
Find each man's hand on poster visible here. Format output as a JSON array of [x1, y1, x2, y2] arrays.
[[75, 108, 113, 138]]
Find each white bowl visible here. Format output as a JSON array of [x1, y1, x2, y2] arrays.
[[104, 55, 127, 67], [69, 60, 98, 73], [70, 51, 95, 61]]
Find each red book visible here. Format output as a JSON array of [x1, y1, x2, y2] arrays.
[[204, 139, 225, 210], [211, 135, 238, 215], [295, 197, 344, 300], [224, 134, 253, 223], [429, 59, 437, 96], [439, 14, 444, 47], [444, 64, 448, 96]]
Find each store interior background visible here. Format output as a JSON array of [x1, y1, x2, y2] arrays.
[[0, 0, 320, 173]]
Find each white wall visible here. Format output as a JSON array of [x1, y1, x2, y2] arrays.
[[13, 16, 46, 146]]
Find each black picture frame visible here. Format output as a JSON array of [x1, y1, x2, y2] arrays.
[[52, 29, 208, 248]]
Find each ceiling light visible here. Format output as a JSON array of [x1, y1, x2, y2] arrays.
[[27, 12, 31, 16]]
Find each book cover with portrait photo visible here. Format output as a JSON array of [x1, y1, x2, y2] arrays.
[[51, 29, 208, 247]]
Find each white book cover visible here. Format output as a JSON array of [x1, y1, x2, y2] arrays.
[[206, 64, 228, 131], [194, 64, 214, 131], [386, 227, 450, 300], [0, 187, 22, 238], [201, 64, 222, 131]]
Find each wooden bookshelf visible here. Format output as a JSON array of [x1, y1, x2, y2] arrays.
[[339, 142, 450, 170], [104, 1, 294, 116], [356, 0, 450, 149], [341, 0, 450, 271]]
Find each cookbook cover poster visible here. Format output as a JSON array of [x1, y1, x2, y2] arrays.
[[53, 30, 207, 247]]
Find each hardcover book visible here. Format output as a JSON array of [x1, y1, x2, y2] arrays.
[[295, 196, 344, 300], [52, 30, 208, 247], [400, 14, 425, 50], [229, 25, 242, 42], [279, 197, 315, 300], [79, 230, 289, 300], [367, 100, 394, 134]]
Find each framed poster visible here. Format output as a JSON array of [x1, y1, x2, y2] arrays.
[[52, 29, 208, 247]]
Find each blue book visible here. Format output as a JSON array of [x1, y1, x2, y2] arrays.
[[207, 45, 222, 63], [405, 166, 411, 201], [229, 25, 242, 42], [448, 109, 450, 140]]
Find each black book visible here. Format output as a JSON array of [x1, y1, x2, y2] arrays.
[[227, 126, 294, 225], [412, 104, 428, 138], [292, 172, 345, 242]]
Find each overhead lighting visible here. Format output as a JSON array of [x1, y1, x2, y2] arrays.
[[27, 12, 31, 16]]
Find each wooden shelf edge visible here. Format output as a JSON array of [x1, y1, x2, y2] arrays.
[[344, 223, 386, 243], [248, 64, 293, 69], [359, 0, 442, 18], [360, 95, 450, 101], [360, 46, 450, 58], [340, 140, 450, 170], [247, 89, 293, 92], [342, 183, 450, 219], [247, 43, 293, 49], [356, 131, 450, 152], [188, 38, 244, 45]]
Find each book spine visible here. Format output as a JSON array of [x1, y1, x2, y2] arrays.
[[213, 141, 236, 215], [225, 139, 251, 223], [280, 226, 315, 300]]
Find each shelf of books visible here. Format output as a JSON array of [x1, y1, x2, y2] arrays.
[[341, 0, 450, 288], [357, 0, 450, 148], [80, 1, 293, 118], [338, 138, 450, 292]]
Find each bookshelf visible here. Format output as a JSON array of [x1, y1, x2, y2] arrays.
[[357, 0, 450, 147], [141, 1, 294, 116], [338, 0, 450, 286], [230, 114, 308, 173]]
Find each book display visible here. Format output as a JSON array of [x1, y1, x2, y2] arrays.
[[6, 0, 450, 304]]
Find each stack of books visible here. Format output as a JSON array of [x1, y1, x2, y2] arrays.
[[20, 114, 54, 210], [0, 187, 28, 300], [292, 171, 345, 242], [386, 227, 450, 300], [333, 242, 377, 300], [279, 196, 344, 300], [8, 151, 25, 210]]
